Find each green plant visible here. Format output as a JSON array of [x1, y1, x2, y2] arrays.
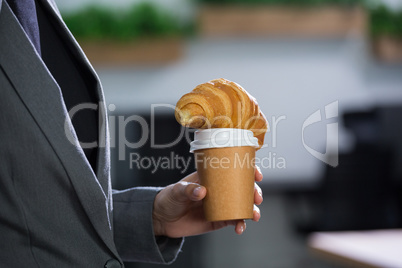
[[62, 3, 193, 41], [197, 0, 364, 6], [369, 5, 402, 38]]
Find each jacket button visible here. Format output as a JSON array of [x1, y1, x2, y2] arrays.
[[104, 259, 121, 268]]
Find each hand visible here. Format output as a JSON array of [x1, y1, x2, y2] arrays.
[[152, 166, 263, 238]]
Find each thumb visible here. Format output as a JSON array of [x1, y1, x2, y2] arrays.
[[171, 181, 206, 203], [182, 171, 200, 184]]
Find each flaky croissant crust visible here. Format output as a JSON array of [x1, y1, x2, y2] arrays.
[[175, 78, 268, 148]]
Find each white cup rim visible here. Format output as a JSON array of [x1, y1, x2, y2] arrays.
[[190, 128, 259, 153]]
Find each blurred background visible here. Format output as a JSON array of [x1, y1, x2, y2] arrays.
[[55, 0, 402, 267]]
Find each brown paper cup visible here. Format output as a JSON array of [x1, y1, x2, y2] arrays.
[[195, 146, 256, 222]]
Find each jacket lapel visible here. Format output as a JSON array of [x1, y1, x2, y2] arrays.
[[36, 0, 111, 196], [0, 0, 118, 259]]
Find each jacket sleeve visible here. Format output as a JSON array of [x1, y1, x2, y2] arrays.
[[112, 187, 184, 264]]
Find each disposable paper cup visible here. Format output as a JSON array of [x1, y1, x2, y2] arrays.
[[190, 128, 259, 222]]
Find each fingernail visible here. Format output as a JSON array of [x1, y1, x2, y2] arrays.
[[240, 225, 244, 234], [256, 165, 262, 174], [254, 206, 261, 222], [258, 188, 263, 199], [193, 186, 202, 197]]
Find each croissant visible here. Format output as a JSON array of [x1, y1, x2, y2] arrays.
[[175, 78, 268, 148]]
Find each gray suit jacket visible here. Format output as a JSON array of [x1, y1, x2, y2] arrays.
[[0, 0, 183, 267]]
